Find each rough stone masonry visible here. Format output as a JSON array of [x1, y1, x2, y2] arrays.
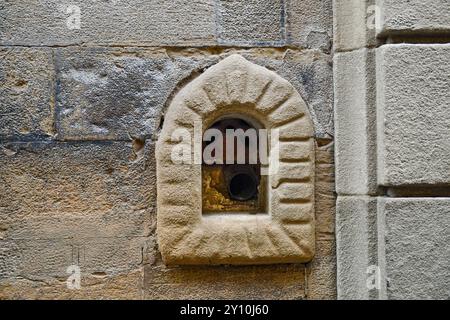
[[0, 0, 335, 299]]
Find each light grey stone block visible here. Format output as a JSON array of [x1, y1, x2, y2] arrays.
[[377, 0, 450, 36], [334, 49, 377, 195], [336, 196, 386, 299], [0, 0, 216, 47], [381, 198, 450, 299], [333, 0, 377, 52], [377, 44, 450, 186], [216, 0, 285, 46], [0, 48, 55, 140], [286, 0, 333, 51]]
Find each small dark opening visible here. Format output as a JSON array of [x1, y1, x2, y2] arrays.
[[228, 172, 258, 201], [202, 116, 266, 213]]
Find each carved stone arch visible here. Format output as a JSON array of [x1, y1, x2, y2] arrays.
[[156, 54, 315, 265]]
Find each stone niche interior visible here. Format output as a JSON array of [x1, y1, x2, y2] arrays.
[[156, 54, 316, 265], [202, 116, 267, 214]]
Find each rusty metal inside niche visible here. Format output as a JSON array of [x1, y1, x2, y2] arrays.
[[202, 117, 267, 213]]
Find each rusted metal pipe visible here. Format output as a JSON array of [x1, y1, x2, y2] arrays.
[[223, 165, 259, 201]]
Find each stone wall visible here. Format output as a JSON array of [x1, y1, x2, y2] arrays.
[[0, 1, 336, 299], [334, 0, 450, 300]]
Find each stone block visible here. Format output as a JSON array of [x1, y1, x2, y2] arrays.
[[144, 264, 305, 299], [0, 141, 155, 240], [0, 48, 55, 139], [0, 0, 216, 47], [55, 48, 219, 140], [381, 198, 450, 299], [336, 196, 386, 299], [378, 0, 450, 36], [216, 0, 285, 46], [334, 49, 377, 195], [377, 44, 450, 186], [54, 48, 332, 140], [287, 0, 333, 51]]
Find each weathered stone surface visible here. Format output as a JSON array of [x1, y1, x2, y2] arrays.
[[54, 48, 332, 140], [55, 48, 219, 140], [145, 144, 337, 299], [144, 264, 306, 299], [216, 0, 284, 46], [157, 54, 315, 265], [0, 0, 216, 47], [334, 49, 377, 195], [0, 48, 55, 140], [0, 270, 143, 300], [287, 0, 332, 51], [336, 196, 386, 300], [333, 0, 377, 52], [0, 0, 334, 50], [377, 44, 450, 186], [378, 0, 450, 35], [0, 140, 155, 289], [381, 198, 450, 300], [279, 140, 314, 161]]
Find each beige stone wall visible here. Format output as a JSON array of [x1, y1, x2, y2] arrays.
[[0, 1, 335, 299], [0, 138, 335, 300]]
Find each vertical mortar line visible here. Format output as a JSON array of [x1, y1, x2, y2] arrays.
[[371, 35, 388, 300], [51, 48, 58, 139], [213, 0, 222, 45]]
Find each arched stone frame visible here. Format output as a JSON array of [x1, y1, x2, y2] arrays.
[[156, 54, 315, 265]]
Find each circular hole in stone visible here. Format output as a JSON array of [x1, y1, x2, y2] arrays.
[[228, 172, 258, 201]]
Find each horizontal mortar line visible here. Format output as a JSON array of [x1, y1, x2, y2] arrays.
[[279, 139, 310, 144], [278, 137, 311, 142], [279, 158, 311, 163], [0, 138, 149, 144], [380, 30, 450, 41], [0, 43, 328, 53], [4, 235, 150, 241]]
